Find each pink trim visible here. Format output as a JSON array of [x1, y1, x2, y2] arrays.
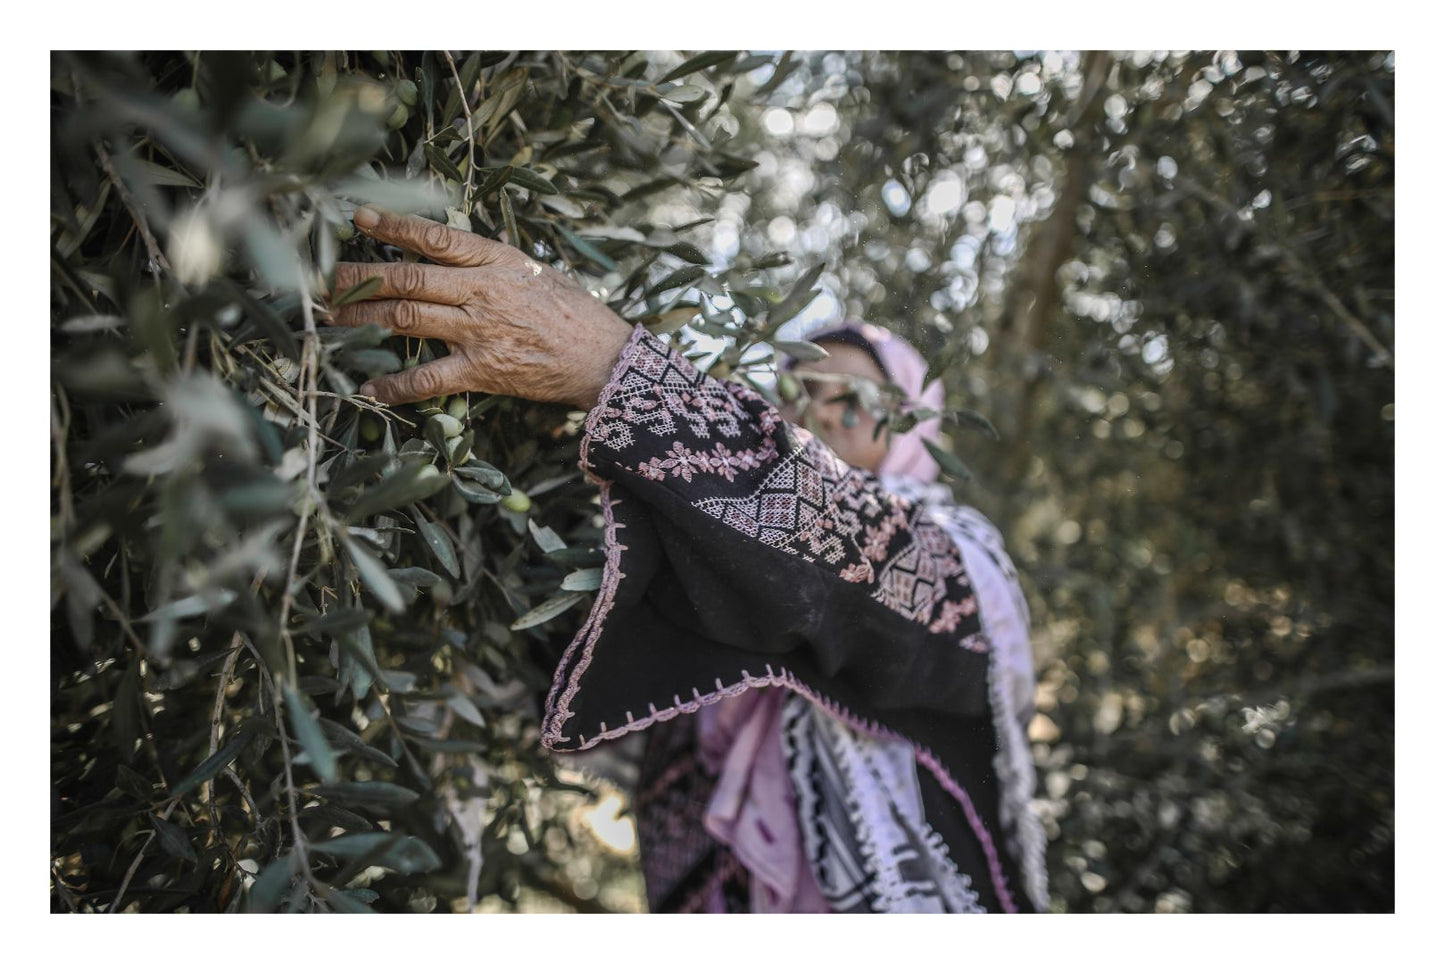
[[540, 480, 628, 743], [540, 533, 1018, 912], [912, 749, 1019, 913]]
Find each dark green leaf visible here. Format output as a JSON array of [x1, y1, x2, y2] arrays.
[[923, 438, 974, 483], [331, 275, 384, 308], [325, 888, 378, 913], [726, 53, 777, 74], [756, 51, 800, 96], [298, 803, 375, 832], [317, 718, 398, 769], [424, 142, 464, 184], [410, 508, 460, 579], [510, 590, 587, 631], [339, 348, 402, 374], [170, 730, 254, 798], [475, 164, 513, 197], [506, 166, 559, 195], [528, 519, 567, 554], [499, 188, 521, 249], [318, 781, 421, 810], [294, 606, 370, 639], [246, 855, 297, 913], [311, 832, 442, 874], [283, 684, 339, 783], [545, 546, 603, 568], [659, 50, 738, 84], [148, 814, 197, 863], [346, 463, 449, 522], [453, 460, 509, 491], [952, 408, 1002, 441], [452, 474, 503, 504], [645, 265, 706, 298], [342, 534, 406, 614], [767, 263, 826, 326], [774, 340, 830, 363], [665, 242, 709, 265], [560, 228, 618, 272], [561, 568, 604, 591]]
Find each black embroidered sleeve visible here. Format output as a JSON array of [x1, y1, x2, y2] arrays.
[[540, 324, 1032, 912], [542, 324, 997, 756]]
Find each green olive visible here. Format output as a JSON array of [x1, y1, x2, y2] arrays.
[[334, 220, 356, 242], [446, 396, 469, 421], [171, 88, 200, 111], [778, 372, 800, 402], [500, 491, 532, 514], [396, 79, 418, 107], [387, 103, 410, 129], [402, 356, 420, 369], [430, 413, 464, 439], [359, 416, 381, 443]]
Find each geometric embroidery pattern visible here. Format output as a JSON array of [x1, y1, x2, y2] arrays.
[[581, 325, 983, 638]]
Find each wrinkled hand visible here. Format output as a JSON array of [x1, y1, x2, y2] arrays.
[[327, 207, 634, 409]]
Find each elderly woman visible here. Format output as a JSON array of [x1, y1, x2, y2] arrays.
[[329, 208, 1047, 914]]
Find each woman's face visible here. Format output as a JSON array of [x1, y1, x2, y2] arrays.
[[781, 342, 891, 473]]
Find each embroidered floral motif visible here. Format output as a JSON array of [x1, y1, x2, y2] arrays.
[[581, 325, 984, 638], [636, 437, 780, 483], [927, 596, 981, 636]]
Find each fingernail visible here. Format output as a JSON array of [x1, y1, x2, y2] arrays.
[[360, 382, 378, 398], [353, 207, 380, 230]]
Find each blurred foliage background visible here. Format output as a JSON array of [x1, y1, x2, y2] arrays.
[[50, 50, 1392, 913]]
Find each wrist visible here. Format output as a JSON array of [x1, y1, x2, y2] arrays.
[[568, 319, 637, 410]]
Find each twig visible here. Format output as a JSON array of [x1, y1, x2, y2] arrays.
[[221, 766, 264, 832], [443, 52, 477, 207], [87, 128, 171, 277], [109, 799, 178, 913], [1276, 244, 1394, 367], [262, 267, 331, 902], [201, 635, 245, 831], [271, 687, 318, 891], [275, 267, 325, 680], [51, 387, 74, 530]]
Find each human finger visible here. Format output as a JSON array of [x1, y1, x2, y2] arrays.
[[331, 299, 473, 340], [352, 207, 515, 269], [331, 261, 470, 306], [359, 352, 472, 406]]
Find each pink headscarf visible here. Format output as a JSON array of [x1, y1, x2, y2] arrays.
[[789, 321, 947, 484]]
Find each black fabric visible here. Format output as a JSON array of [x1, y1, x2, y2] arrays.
[[546, 326, 1031, 911], [916, 759, 1033, 913], [635, 717, 753, 913], [557, 484, 1020, 910]]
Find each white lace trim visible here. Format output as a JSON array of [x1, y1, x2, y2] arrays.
[[881, 475, 1051, 911], [797, 699, 985, 913]]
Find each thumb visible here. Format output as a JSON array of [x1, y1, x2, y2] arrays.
[[361, 352, 471, 406]]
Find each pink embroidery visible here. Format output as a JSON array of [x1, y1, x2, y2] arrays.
[[581, 323, 984, 645], [635, 438, 780, 484], [929, 597, 983, 636], [553, 325, 1015, 908]]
